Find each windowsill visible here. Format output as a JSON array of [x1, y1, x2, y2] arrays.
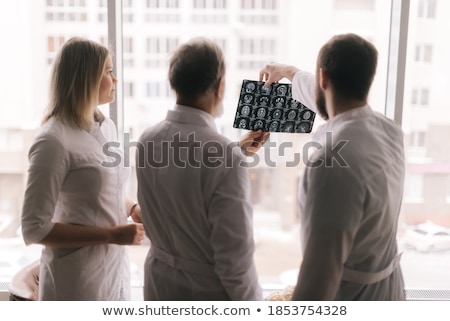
[[2, 286, 450, 301]]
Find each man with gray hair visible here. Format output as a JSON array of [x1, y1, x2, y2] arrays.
[[136, 37, 268, 300]]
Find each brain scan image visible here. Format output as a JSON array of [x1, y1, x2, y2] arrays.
[[257, 107, 267, 118], [277, 85, 287, 96], [245, 82, 256, 93], [234, 80, 315, 133], [260, 85, 271, 95], [241, 105, 251, 116], [287, 110, 297, 120], [297, 122, 311, 133], [283, 122, 295, 132], [238, 119, 247, 129], [273, 109, 283, 119], [302, 110, 312, 120], [253, 120, 264, 130], [269, 121, 279, 132], [259, 96, 269, 106], [274, 97, 285, 108], [243, 94, 253, 104]]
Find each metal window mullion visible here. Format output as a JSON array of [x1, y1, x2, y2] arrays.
[[107, 0, 124, 142], [385, 0, 410, 126]]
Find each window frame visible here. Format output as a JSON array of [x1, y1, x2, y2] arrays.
[[100, 0, 450, 301]]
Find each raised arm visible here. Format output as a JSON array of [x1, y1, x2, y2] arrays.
[[259, 62, 317, 113]]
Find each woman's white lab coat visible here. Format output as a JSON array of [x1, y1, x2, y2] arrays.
[[21, 117, 130, 300]]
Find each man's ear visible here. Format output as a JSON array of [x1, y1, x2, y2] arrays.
[[215, 76, 225, 98], [319, 68, 328, 90]]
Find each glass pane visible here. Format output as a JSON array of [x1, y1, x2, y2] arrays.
[[0, 0, 108, 283], [122, 0, 393, 293], [399, 0, 450, 290]]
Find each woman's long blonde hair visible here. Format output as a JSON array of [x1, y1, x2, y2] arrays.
[[43, 37, 108, 129]]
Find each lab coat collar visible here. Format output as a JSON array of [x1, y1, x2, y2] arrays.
[[329, 104, 373, 124], [313, 105, 373, 142], [166, 104, 217, 132]]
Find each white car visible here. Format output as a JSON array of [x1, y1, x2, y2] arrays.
[[403, 221, 450, 252]]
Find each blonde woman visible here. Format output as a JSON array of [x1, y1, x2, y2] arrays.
[[21, 37, 145, 300]]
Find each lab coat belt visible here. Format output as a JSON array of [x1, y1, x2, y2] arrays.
[[150, 246, 216, 277], [342, 253, 402, 285]]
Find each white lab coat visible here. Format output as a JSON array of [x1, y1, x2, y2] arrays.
[[21, 117, 130, 300], [291, 71, 406, 300], [136, 105, 263, 301]]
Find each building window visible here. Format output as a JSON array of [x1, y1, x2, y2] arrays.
[[123, 0, 133, 8], [418, 0, 437, 18], [213, 38, 227, 51], [193, 0, 227, 9], [410, 131, 426, 148], [147, 0, 179, 8], [146, 37, 179, 54], [146, 82, 171, 97], [123, 13, 134, 23], [241, 0, 277, 10], [124, 37, 133, 53], [423, 45, 433, 62], [421, 88, 429, 106], [47, 36, 65, 52], [411, 88, 430, 106], [411, 89, 417, 104], [124, 82, 134, 97], [240, 38, 276, 55], [415, 44, 433, 63]]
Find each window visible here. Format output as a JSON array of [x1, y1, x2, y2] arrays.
[[415, 44, 433, 63], [123, 13, 134, 23], [146, 37, 179, 54], [410, 131, 426, 148], [47, 36, 65, 52], [193, 0, 227, 9], [241, 0, 277, 10], [147, 0, 179, 8], [411, 88, 430, 106], [239, 38, 276, 55], [123, 37, 133, 53], [418, 0, 437, 18], [239, 0, 278, 24], [400, 0, 450, 292], [146, 82, 170, 98], [0, 1, 109, 295], [124, 82, 134, 97], [3, 0, 450, 301], [420, 88, 429, 105]]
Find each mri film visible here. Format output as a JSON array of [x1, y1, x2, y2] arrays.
[[233, 79, 316, 133]]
